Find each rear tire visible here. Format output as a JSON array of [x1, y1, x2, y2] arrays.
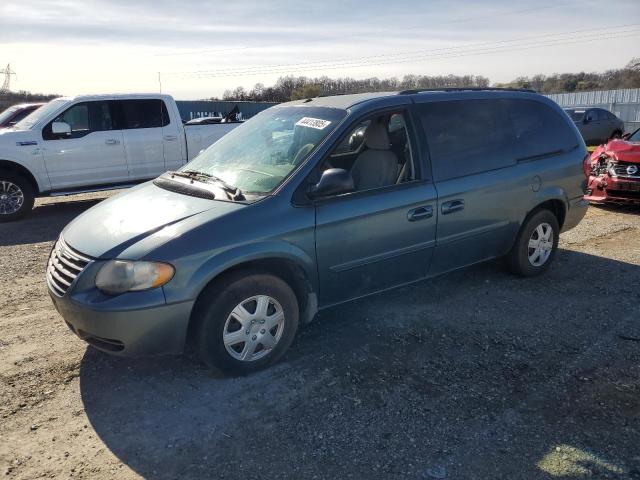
[[191, 271, 299, 376], [505, 209, 559, 277], [0, 171, 35, 222]]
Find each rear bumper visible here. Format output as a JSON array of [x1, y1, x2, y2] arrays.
[[561, 196, 589, 232], [584, 176, 640, 204], [49, 290, 194, 356]]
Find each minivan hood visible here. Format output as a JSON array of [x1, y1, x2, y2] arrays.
[[62, 182, 245, 258]]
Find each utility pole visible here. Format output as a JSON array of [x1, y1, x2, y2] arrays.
[[0, 64, 16, 94]]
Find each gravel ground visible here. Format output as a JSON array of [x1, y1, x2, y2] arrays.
[[0, 193, 639, 480]]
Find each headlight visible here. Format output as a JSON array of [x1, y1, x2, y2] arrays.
[[95, 260, 175, 295]]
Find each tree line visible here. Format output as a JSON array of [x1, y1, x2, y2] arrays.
[[0, 90, 58, 112], [217, 58, 640, 102]]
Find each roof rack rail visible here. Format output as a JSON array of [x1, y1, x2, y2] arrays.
[[398, 87, 536, 95]]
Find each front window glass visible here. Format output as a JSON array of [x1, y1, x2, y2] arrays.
[[184, 106, 346, 194], [565, 109, 585, 122], [14, 99, 67, 130]]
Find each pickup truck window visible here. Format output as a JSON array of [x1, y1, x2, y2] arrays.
[[116, 99, 170, 129], [43, 101, 114, 140], [183, 106, 346, 194]]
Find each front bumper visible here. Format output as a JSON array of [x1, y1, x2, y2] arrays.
[[49, 289, 194, 356], [584, 175, 640, 204]]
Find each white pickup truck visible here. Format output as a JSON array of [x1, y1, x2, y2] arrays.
[[0, 93, 242, 221]]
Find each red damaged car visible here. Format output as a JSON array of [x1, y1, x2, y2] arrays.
[[584, 128, 640, 204]]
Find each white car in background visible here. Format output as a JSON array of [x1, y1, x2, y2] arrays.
[[0, 93, 242, 221]]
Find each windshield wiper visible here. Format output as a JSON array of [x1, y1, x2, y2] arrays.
[[169, 170, 245, 201]]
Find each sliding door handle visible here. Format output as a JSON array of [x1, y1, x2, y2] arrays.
[[407, 205, 433, 222], [441, 199, 465, 215]]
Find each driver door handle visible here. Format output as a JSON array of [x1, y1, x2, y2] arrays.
[[163, 135, 178, 141], [104, 139, 120, 145], [441, 199, 465, 215], [407, 205, 433, 222]]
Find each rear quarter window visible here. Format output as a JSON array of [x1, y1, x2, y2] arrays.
[[418, 99, 516, 181], [505, 99, 578, 161]]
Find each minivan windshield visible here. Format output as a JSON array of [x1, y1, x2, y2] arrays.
[[14, 99, 66, 130], [183, 105, 346, 194], [564, 109, 585, 122]]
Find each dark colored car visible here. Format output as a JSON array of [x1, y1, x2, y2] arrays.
[[0, 103, 43, 129], [47, 88, 589, 375], [564, 107, 625, 146], [584, 127, 640, 204]]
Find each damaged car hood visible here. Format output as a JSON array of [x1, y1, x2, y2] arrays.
[[590, 139, 640, 164]]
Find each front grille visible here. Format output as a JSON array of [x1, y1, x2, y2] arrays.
[[612, 162, 640, 178], [46, 237, 93, 296]]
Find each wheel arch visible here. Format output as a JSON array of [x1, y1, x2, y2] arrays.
[[0, 159, 40, 194], [185, 248, 319, 344]]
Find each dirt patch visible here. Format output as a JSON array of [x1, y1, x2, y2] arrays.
[[1, 194, 639, 479]]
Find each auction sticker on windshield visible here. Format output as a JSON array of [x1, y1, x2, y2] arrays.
[[296, 117, 332, 130]]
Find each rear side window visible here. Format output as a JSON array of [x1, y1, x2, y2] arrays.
[[117, 99, 170, 129], [418, 99, 515, 181], [505, 99, 578, 161]]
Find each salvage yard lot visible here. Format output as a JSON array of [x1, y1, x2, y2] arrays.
[[0, 193, 639, 480]]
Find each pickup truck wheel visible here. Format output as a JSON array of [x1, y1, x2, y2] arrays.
[[0, 171, 35, 222], [192, 272, 299, 376], [505, 209, 559, 277]]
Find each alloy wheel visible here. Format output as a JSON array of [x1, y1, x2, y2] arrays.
[[0, 180, 24, 215]]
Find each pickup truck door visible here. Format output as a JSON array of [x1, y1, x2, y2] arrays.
[[117, 99, 168, 181], [41, 100, 128, 190], [314, 111, 437, 306], [161, 104, 184, 171]]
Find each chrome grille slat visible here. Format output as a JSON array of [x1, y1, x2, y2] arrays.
[[46, 237, 93, 297]]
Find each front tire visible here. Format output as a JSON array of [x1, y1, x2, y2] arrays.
[[191, 272, 299, 376], [0, 171, 35, 222], [505, 209, 559, 277]]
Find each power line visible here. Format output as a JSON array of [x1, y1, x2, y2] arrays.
[[154, 1, 578, 57], [167, 23, 640, 77], [165, 25, 640, 79], [185, 32, 640, 79]]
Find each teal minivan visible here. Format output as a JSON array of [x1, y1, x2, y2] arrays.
[[47, 88, 589, 375]]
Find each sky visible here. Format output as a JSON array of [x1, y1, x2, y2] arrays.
[[1, 0, 639, 99]]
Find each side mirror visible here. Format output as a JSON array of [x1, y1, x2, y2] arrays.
[[622, 132, 631, 140], [51, 121, 71, 136], [582, 117, 590, 124], [308, 168, 354, 199]]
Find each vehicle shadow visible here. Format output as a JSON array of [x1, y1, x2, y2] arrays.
[[0, 194, 111, 247], [79, 248, 640, 479]]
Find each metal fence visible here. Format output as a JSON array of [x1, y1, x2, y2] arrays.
[[545, 88, 640, 133], [175, 100, 277, 122]]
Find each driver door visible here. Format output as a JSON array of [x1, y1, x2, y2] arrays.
[[313, 110, 437, 306], [41, 101, 128, 190]]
